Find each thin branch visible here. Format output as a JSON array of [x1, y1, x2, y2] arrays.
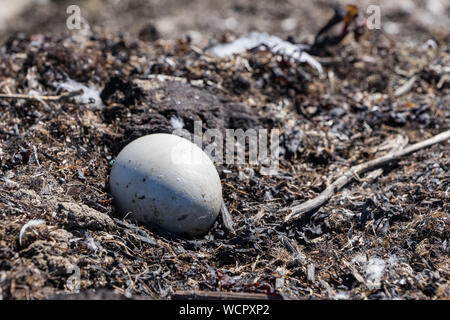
[[220, 200, 235, 235], [394, 75, 417, 97], [0, 90, 83, 101], [284, 130, 450, 222], [172, 290, 284, 300]]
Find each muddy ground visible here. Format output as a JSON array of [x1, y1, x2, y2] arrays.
[[0, 0, 449, 299]]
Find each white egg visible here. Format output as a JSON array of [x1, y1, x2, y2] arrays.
[[110, 134, 222, 237]]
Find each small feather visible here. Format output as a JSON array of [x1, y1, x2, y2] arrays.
[[19, 219, 46, 246]]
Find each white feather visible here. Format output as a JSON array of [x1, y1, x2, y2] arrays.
[[19, 219, 46, 245]]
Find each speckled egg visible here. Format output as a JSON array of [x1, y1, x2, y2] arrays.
[[110, 134, 222, 236]]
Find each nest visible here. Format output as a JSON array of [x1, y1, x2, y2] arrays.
[[0, 0, 449, 300]]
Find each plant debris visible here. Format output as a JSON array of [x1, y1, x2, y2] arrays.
[[0, 0, 449, 300]]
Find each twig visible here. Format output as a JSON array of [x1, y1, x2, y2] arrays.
[[284, 130, 450, 222], [394, 75, 417, 97], [33, 145, 40, 167], [172, 290, 284, 300], [0, 90, 83, 101], [220, 200, 235, 235]]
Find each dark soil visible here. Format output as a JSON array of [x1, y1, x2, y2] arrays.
[[0, 0, 448, 300]]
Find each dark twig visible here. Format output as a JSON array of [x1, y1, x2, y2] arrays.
[[284, 130, 450, 222], [220, 200, 235, 235]]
